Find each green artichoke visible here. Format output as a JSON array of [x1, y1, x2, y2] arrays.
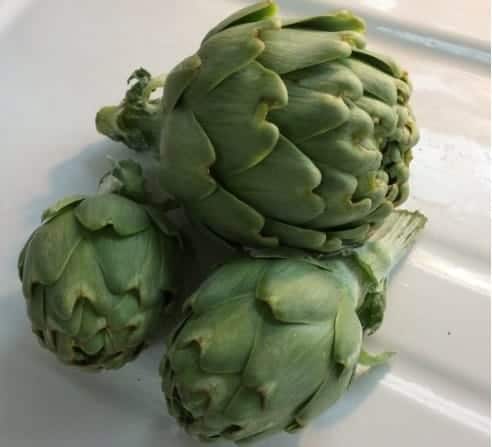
[[160, 210, 426, 443], [18, 160, 182, 370], [96, 1, 419, 254]]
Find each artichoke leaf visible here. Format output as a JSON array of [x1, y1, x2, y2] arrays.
[[358, 349, 394, 367], [297, 106, 381, 177], [294, 361, 354, 427], [74, 194, 150, 236], [352, 48, 406, 80], [22, 211, 83, 298], [192, 18, 282, 97], [268, 80, 350, 142], [307, 165, 373, 228], [187, 186, 277, 248], [203, 0, 278, 42], [106, 293, 140, 329], [262, 218, 332, 252], [191, 61, 286, 175], [78, 330, 105, 356], [255, 259, 340, 323], [284, 10, 365, 34], [163, 54, 202, 112], [284, 61, 364, 100], [258, 28, 358, 74], [341, 57, 400, 106], [41, 195, 86, 223], [91, 227, 150, 296], [187, 259, 268, 314], [44, 240, 113, 319], [177, 296, 258, 374], [333, 296, 362, 369], [27, 285, 47, 329], [161, 107, 217, 201], [223, 135, 323, 225], [239, 319, 331, 414]]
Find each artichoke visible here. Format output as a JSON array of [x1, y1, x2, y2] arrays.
[[18, 160, 182, 370], [96, 1, 419, 254], [160, 210, 426, 443]]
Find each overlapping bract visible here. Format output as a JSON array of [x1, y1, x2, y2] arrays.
[[18, 193, 181, 370], [161, 256, 364, 443], [161, 210, 426, 443], [159, 1, 418, 254]]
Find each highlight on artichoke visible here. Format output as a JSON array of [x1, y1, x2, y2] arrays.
[[18, 160, 182, 370], [160, 210, 426, 443], [96, 0, 419, 255]]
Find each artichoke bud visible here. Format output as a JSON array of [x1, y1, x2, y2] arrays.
[[157, 0, 420, 254], [18, 160, 182, 370], [96, 1, 420, 254], [161, 255, 368, 442], [161, 210, 426, 442]]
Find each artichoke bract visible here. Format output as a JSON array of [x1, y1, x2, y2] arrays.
[[18, 160, 182, 370], [160, 210, 426, 443], [96, 1, 419, 254]]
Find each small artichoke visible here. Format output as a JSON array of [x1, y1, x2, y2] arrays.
[[96, 1, 418, 254], [161, 210, 426, 443], [18, 160, 182, 370]]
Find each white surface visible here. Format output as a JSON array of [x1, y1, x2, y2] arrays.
[[0, 1, 490, 446]]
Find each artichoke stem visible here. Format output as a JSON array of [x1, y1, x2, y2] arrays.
[[354, 210, 427, 284], [95, 104, 163, 156], [95, 68, 167, 155]]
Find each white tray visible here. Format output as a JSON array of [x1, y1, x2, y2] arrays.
[[0, 1, 489, 446]]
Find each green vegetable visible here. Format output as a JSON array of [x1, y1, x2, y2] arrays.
[[18, 160, 182, 370], [160, 210, 426, 443], [96, 1, 419, 254]]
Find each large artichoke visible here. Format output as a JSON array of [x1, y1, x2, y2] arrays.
[[18, 160, 182, 370], [96, 1, 419, 254], [160, 210, 426, 443]]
